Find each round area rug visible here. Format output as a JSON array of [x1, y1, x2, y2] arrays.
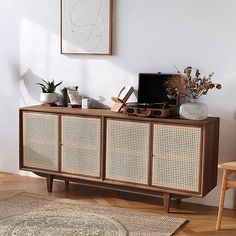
[[0, 211, 128, 236]]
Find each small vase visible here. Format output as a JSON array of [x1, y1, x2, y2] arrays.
[[40, 93, 58, 104], [179, 99, 208, 120]]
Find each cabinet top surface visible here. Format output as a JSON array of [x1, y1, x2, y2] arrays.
[[20, 105, 219, 125]]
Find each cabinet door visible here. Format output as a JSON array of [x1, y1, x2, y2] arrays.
[[152, 124, 202, 192], [106, 119, 150, 185], [22, 112, 59, 171], [61, 116, 101, 177]]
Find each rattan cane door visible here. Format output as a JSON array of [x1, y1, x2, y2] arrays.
[[152, 124, 202, 192], [106, 119, 150, 185], [61, 116, 101, 177], [22, 112, 59, 171]]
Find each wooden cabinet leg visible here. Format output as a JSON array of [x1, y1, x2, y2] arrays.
[[163, 193, 171, 213], [65, 180, 69, 191], [46, 175, 53, 193], [176, 198, 181, 205], [216, 170, 229, 230]]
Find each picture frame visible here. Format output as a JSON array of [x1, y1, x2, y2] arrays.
[[60, 0, 112, 55]]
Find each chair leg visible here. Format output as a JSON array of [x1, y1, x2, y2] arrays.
[[234, 189, 236, 212], [216, 169, 229, 230]]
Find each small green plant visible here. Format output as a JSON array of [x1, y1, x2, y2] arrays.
[[37, 79, 63, 93]]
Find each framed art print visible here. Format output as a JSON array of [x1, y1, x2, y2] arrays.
[[61, 0, 112, 55]]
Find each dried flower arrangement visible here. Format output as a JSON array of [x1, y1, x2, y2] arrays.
[[166, 66, 222, 100]]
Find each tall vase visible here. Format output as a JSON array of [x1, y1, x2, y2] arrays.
[[179, 99, 208, 120]]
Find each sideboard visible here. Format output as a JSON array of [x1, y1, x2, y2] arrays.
[[19, 105, 220, 212]]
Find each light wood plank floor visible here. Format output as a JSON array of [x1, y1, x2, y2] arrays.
[[0, 172, 236, 235]]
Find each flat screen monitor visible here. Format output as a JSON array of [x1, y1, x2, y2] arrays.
[[138, 73, 177, 106]]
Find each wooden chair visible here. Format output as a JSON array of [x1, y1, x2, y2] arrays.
[[216, 161, 236, 230]]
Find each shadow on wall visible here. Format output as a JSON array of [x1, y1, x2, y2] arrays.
[[19, 69, 41, 104], [91, 96, 110, 109], [20, 69, 110, 109]]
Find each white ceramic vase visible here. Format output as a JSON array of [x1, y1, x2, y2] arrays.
[[40, 93, 58, 104], [179, 99, 208, 120]]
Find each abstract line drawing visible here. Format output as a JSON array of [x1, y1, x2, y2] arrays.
[[61, 0, 112, 55]]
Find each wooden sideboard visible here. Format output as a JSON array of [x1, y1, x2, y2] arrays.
[[19, 105, 220, 212]]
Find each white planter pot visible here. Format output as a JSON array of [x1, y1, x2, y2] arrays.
[[40, 93, 58, 104], [179, 99, 208, 120]]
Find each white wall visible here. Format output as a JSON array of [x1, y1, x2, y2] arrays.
[[0, 0, 236, 208]]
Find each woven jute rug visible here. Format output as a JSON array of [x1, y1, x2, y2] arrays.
[[0, 192, 186, 236]]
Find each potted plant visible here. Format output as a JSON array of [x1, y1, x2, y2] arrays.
[[37, 79, 63, 104], [166, 67, 221, 120]]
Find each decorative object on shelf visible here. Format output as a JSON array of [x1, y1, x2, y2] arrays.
[[37, 79, 63, 104], [61, 87, 69, 107], [179, 99, 208, 120], [122, 73, 179, 118], [68, 86, 81, 105], [166, 66, 222, 120], [61, 0, 113, 55], [111, 85, 134, 112], [82, 98, 92, 109]]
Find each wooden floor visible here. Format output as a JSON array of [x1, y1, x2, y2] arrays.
[[0, 172, 236, 235]]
